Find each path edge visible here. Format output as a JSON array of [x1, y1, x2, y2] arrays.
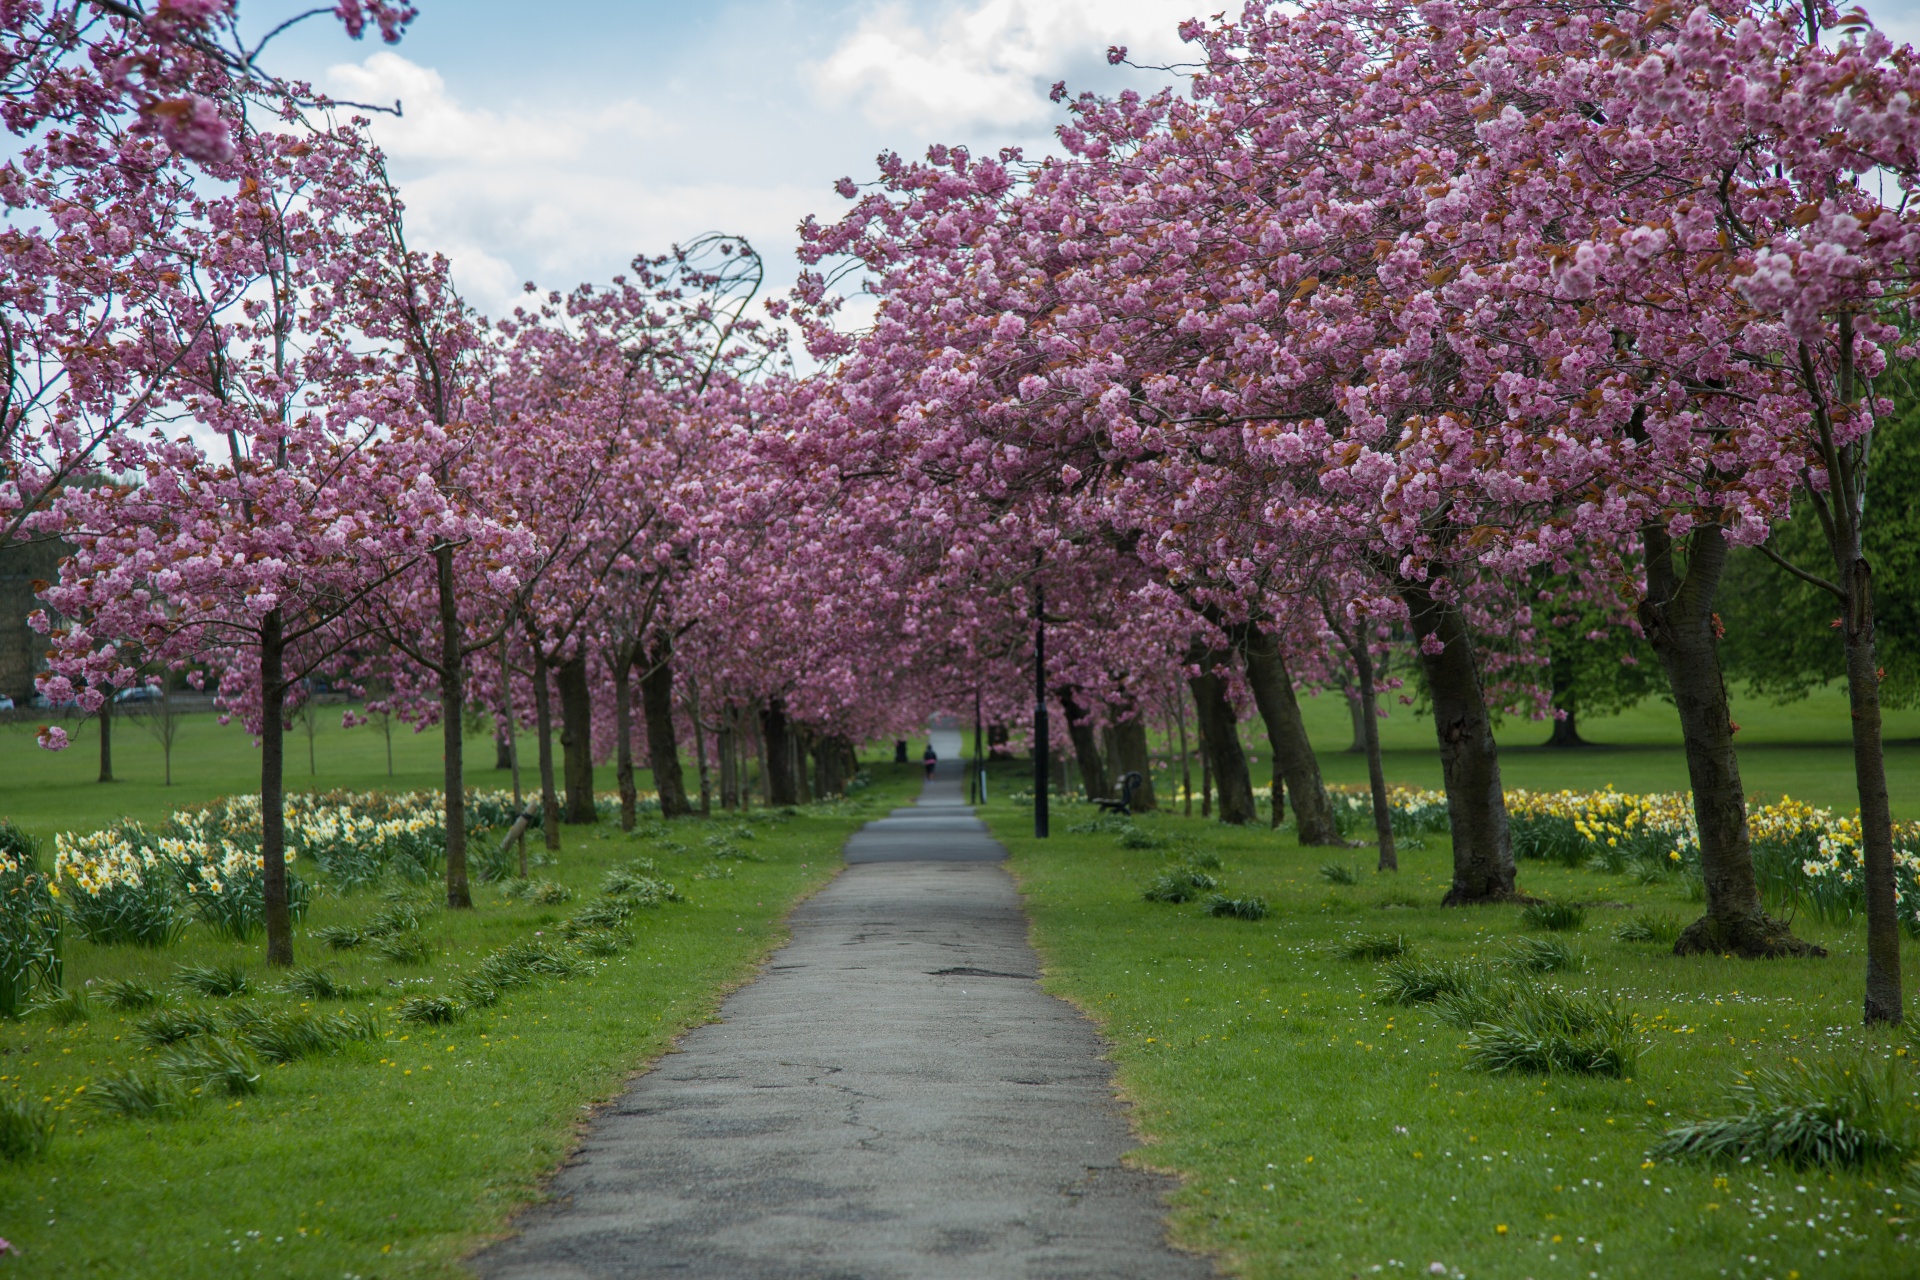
[[996, 842, 1225, 1277], [454, 845, 853, 1272]]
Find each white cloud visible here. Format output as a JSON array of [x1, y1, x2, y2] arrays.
[[322, 53, 811, 319], [810, 0, 1197, 131]]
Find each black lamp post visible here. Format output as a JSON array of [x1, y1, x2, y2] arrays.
[[1034, 582, 1048, 839]]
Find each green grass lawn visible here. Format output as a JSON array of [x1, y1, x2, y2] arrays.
[[0, 711, 626, 854], [982, 772, 1919, 1280], [1136, 681, 1920, 817], [0, 759, 925, 1278]]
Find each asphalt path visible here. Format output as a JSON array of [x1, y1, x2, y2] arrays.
[[472, 730, 1208, 1279]]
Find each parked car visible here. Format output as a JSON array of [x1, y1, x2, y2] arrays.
[[114, 685, 163, 704], [0, 696, 13, 711]]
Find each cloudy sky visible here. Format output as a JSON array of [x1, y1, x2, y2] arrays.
[[262, 0, 1920, 322], [261, 0, 1203, 320]]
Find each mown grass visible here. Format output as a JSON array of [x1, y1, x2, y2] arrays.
[[1150, 681, 1920, 816], [0, 761, 921, 1278], [984, 778, 1920, 1280], [0, 712, 698, 853]]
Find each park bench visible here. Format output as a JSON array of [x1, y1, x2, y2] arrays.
[[1094, 771, 1144, 816]]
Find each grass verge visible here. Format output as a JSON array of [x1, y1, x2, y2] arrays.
[[985, 785, 1920, 1280], [0, 764, 917, 1277]]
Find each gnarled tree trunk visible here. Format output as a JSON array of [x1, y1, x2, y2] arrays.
[[1235, 623, 1339, 845], [1398, 576, 1516, 904], [1187, 642, 1255, 825], [1640, 521, 1816, 957]]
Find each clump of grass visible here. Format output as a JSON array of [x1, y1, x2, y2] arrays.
[[1431, 980, 1521, 1029], [33, 988, 90, 1024], [1501, 936, 1584, 973], [96, 978, 165, 1011], [364, 902, 424, 938], [1336, 931, 1410, 961], [1375, 958, 1490, 1006], [1205, 895, 1269, 921], [1117, 824, 1163, 850], [0, 1096, 55, 1161], [84, 1069, 188, 1118], [501, 878, 573, 905], [1519, 900, 1586, 932], [1373, 891, 1425, 910], [566, 898, 638, 934], [156, 1037, 261, 1097], [570, 928, 632, 957], [134, 1006, 220, 1048], [397, 995, 462, 1025], [375, 932, 435, 965], [601, 865, 680, 904], [1319, 863, 1358, 886], [231, 1010, 346, 1063], [495, 938, 583, 979], [1463, 987, 1640, 1077], [280, 966, 352, 1000], [452, 973, 503, 1008], [1652, 1057, 1919, 1170], [313, 923, 367, 951], [1615, 912, 1683, 945], [1142, 865, 1218, 904], [175, 962, 249, 998], [691, 862, 734, 882]]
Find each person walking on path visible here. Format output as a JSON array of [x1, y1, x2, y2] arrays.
[[922, 742, 937, 780]]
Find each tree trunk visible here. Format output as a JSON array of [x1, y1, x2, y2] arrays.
[[1840, 563, 1902, 1021], [1236, 624, 1340, 845], [1112, 717, 1158, 811], [1200, 738, 1212, 818], [761, 697, 798, 806], [1056, 687, 1110, 800], [1545, 656, 1587, 747], [557, 651, 596, 825], [794, 726, 814, 804], [97, 692, 113, 783], [640, 643, 690, 817], [497, 636, 526, 877], [260, 610, 293, 967], [435, 544, 472, 909], [1175, 698, 1193, 816], [613, 647, 637, 831], [495, 723, 513, 770], [529, 638, 560, 851], [1345, 687, 1368, 754], [754, 704, 772, 804], [1351, 632, 1396, 872], [1399, 576, 1517, 904], [689, 678, 712, 816], [1187, 643, 1255, 824], [1546, 708, 1586, 748], [718, 705, 738, 810], [1638, 522, 1814, 957]]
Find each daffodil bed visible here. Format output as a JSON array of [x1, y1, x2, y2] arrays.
[[986, 776, 1920, 1280], [0, 765, 918, 1278]]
